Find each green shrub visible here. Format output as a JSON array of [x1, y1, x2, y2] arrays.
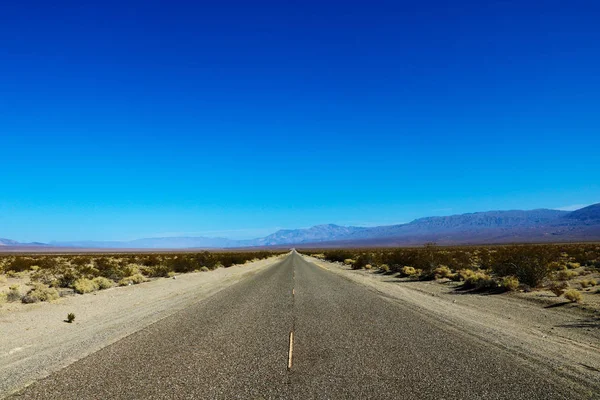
[[66, 313, 75, 323]]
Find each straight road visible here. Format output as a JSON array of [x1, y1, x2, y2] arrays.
[[10, 252, 587, 399]]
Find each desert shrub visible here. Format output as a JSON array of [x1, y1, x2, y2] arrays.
[[566, 262, 581, 269], [379, 264, 390, 273], [92, 276, 114, 290], [7, 285, 21, 302], [434, 265, 453, 279], [365, 264, 372, 270], [549, 281, 568, 297], [557, 270, 579, 281], [73, 278, 99, 294], [200, 266, 210, 272], [343, 259, 356, 266], [351, 256, 369, 270], [457, 269, 476, 281], [66, 313, 76, 323], [118, 273, 147, 286], [464, 272, 496, 289], [490, 245, 556, 287], [501, 276, 520, 291], [400, 266, 419, 277], [21, 283, 60, 303], [563, 289, 583, 303]]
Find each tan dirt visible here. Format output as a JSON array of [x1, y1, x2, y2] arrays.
[[306, 256, 600, 395], [0, 255, 286, 398]]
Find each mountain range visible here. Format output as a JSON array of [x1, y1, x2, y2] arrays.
[[2, 203, 599, 250]]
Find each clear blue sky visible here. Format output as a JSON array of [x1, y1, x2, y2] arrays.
[[1, 0, 599, 242]]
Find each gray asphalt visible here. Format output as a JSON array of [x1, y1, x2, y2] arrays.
[[9, 252, 585, 399]]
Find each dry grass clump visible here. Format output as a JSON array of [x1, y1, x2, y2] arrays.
[[365, 264, 372, 270], [563, 289, 583, 303], [566, 262, 581, 269], [343, 259, 356, 266], [118, 273, 147, 286], [21, 283, 60, 303], [379, 264, 390, 273], [200, 266, 210, 272]]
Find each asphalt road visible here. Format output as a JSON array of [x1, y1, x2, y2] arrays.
[[10, 252, 584, 399]]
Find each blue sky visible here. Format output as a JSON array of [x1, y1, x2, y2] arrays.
[[1, 0, 599, 242]]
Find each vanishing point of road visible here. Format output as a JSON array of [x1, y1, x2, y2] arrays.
[[10, 252, 586, 399]]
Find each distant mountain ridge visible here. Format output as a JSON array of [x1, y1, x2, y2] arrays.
[[2, 203, 600, 249]]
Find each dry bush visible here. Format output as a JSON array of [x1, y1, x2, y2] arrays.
[[457, 269, 476, 281], [379, 264, 390, 273], [557, 270, 579, 281], [118, 273, 147, 286], [365, 264, 372, 270], [549, 281, 568, 297], [7, 285, 21, 302], [434, 265, 453, 279], [580, 279, 597, 289], [73, 278, 99, 294], [501, 276, 520, 291], [21, 283, 60, 303], [563, 289, 583, 303], [566, 262, 581, 269], [343, 259, 356, 266], [200, 266, 210, 272], [400, 266, 422, 277], [92, 276, 114, 290], [464, 272, 496, 289]]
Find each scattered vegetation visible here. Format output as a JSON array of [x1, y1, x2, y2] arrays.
[[0, 251, 282, 303], [301, 243, 600, 301]]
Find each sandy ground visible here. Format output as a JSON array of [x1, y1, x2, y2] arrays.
[[306, 256, 600, 393], [0, 255, 286, 398]]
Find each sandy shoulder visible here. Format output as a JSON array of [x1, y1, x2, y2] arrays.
[[305, 256, 600, 395], [0, 255, 285, 398]]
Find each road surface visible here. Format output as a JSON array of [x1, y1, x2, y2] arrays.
[[9, 252, 588, 399]]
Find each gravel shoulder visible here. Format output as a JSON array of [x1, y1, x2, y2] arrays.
[[0, 255, 286, 398], [305, 256, 600, 394]]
